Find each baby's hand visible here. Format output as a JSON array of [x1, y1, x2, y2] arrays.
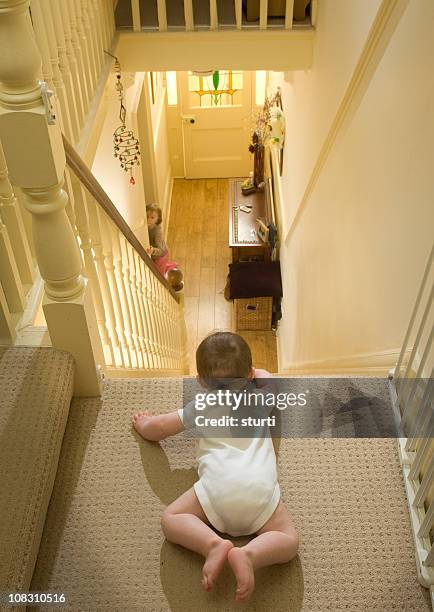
[[145, 246, 154, 256]]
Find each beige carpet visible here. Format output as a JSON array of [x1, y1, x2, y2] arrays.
[[0, 347, 74, 601], [31, 378, 431, 611]]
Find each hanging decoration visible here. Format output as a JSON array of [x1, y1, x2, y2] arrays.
[[105, 51, 140, 185], [244, 87, 285, 193]]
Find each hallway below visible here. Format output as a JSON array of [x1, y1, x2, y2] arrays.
[[167, 179, 278, 374]]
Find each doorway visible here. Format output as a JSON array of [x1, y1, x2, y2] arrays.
[[167, 70, 265, 179]]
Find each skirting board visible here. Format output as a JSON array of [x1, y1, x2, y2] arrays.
[[164, 176, 174, 241], [105, 366, 185, 379], [277, 342, 413, 376]]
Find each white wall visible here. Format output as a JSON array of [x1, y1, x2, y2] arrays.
[[151, 75, 172, 233], [135, 73, 173, 237], [91, 72, 149, 246], [272, 0, 434, 369]]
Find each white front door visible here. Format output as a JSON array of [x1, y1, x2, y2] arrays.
[[178, 70, 253, 179]]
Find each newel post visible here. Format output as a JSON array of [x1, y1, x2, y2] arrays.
[[0, 0, 104, 395]]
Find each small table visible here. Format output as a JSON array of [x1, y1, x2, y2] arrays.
[[228, 178, 272, 263]]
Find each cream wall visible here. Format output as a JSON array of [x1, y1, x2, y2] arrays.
[[135, 73, 173, 237], [91, 72, 149, 246], [272, 0, 434, 369], [151, 76, 172, 234], [268, 0, 382, 235]]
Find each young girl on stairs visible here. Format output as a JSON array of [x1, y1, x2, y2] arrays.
[[145, 203, 179, 279], [132, 332, 299, 602]]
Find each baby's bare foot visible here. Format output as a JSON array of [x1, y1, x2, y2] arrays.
[[228, 547, 255, 602], [202, 539, 233, 592], [131, 411, 152, 439]]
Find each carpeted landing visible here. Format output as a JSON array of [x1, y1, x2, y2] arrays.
[[31, 379, 431, 611]]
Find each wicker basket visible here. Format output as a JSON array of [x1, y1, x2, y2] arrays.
[[235, 297, 273, 331]]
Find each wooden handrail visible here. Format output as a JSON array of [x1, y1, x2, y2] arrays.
[[62, 134, 179, 302]]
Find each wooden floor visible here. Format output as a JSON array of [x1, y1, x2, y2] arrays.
[[167, 179, 277, 374]]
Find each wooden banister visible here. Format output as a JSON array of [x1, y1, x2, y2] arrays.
[[62, 134, 179, 301]]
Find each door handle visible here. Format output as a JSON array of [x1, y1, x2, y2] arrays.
[[181, 115, 196, 124]]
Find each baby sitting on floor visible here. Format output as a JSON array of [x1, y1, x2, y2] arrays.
[[132, 331, 299, 602]]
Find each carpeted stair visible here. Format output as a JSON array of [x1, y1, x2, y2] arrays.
[[28, 377, 430, 611], [0, 347, 74, 609]]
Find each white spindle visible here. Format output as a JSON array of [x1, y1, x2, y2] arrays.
[[86, 194, 124, 367], [111, 222, 137, 367], [81, 0, 99, 88], [112, 228, 140, 367], [49, 0, 81, 142], [74, 0, 97, 98], [398, 284, 434, 404], [425, 541, 434, 566], [151, 272, 170, 368], [168, 289, 180, 367], [144, 265, 164, 368], [157, 0, 167, 31], [64, 168, 79, 231], [131, 251, 152, 368], [184, 0, 194, 31], [136, 255, 158, 368], [127, 241, 150, 367], [210, 0, 218, 30], [157, 278, 174, 367], [409, 437, 432, 481], [260, 0, 268, 29], [181, 296, 189, 371], [89, 0, 105, 72], [418, 499, 434, 538], [99, 210, 131, 367], [30, 0, 52, 81], [165, 287, 177, 368], [395, 244, 434, 391], [285, 0, 294, 29], [0, 283, 14, 343], [30, 0, 70, 143], [121, 236, 145, 368], [105, 0, 116, 42], [99, 0, 111, 48], [311, 0, 318, 26], [72, 177, 115, 365], [404, 377, 433, 446], [131, 0, 141, 32], [32, 0, 73, 145], [135, 253, 156, 368], [0, 145, 34, 286], [59, 0, 85, 128], [235, 0, 242, 29], [0, 216, 26, 314], [150, 272, 167, 367], [413, 454, 434, 508], [67, 0, 91, 112], [36, 0, 74, 142]]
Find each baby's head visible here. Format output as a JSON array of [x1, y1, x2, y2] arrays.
[[146, 203, 162, 228], [196, 331, 253, 388]]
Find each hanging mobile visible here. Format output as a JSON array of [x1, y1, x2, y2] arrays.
[[105, 51, 141, 185]]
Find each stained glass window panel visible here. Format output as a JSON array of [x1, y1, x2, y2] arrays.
[[188, 71, 243, 108]]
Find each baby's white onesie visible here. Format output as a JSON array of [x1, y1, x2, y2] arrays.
[[178, 383, 280, 537]]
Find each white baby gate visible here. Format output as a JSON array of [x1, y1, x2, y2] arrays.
[[390, 243, 434, 606]]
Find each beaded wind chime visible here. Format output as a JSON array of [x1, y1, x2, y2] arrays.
[[109, 53, 140, 185]]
